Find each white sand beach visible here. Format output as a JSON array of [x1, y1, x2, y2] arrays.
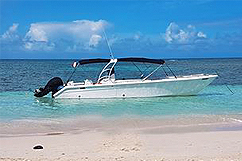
[[1, 115, 242, 161]]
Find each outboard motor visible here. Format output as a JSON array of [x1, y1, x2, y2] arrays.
[[34, 77, 63, 98]]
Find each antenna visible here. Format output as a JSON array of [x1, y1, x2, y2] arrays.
[[102, 27, 114, 59]]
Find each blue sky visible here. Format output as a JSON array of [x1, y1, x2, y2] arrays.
[[1, 0, 242, 59]]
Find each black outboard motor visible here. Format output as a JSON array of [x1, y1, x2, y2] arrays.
[[34, 77, 63, 98]]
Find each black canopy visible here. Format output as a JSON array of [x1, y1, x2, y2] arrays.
[[78, 57, 165, 65], [78, 58, 110, 65]]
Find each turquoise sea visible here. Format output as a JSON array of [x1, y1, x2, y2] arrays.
[[0, 58, 242, 121]]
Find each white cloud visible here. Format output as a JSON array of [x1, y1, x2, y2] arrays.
[[25, 24, 48, 42], [23, 20, 109, 51], [0, 23, 24, 52], [197, 31, 207, 38], [1, 20, 216, 55], [24, 41, 55, 51], [164, 22, 207, 44], [133, 31, 143, 40], [89, 34, 102, 48], [1, 23, 20, 41]]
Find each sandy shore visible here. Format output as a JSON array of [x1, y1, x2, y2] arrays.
[[1, 115, 242, 161]]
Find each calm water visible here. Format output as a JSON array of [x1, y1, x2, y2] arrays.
[[0, 58, 242, 121]]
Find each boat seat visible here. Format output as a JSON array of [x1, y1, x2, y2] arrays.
[[84, 79, 93, 85]]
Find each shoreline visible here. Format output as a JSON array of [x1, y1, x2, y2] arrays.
[[1, 114, 242, 136], [1, 115, 242, 160]]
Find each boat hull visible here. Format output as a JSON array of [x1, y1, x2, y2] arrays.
[[53, 74, 217, 99]]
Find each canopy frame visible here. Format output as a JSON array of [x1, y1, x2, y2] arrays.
[[67, 57, 172, 84]]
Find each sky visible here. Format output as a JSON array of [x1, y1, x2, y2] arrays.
[[0, 0, 242, 59]]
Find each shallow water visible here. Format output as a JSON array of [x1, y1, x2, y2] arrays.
[[0, 58, 242, 121]]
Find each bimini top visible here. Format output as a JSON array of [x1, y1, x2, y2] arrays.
[[78, 57, 165, 65]]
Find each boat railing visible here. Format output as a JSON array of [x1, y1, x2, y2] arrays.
[[97, 59, 117, 83], [98, 76, 109, 81], [102, 68, 112, 73]]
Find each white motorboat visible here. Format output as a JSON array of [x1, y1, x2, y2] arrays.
[[34, 57, 218, 98]]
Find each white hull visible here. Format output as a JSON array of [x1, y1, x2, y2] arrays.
[[53, 74, 217, 99]]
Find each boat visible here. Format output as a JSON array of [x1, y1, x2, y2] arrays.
[[34, 57, 218, 98]]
